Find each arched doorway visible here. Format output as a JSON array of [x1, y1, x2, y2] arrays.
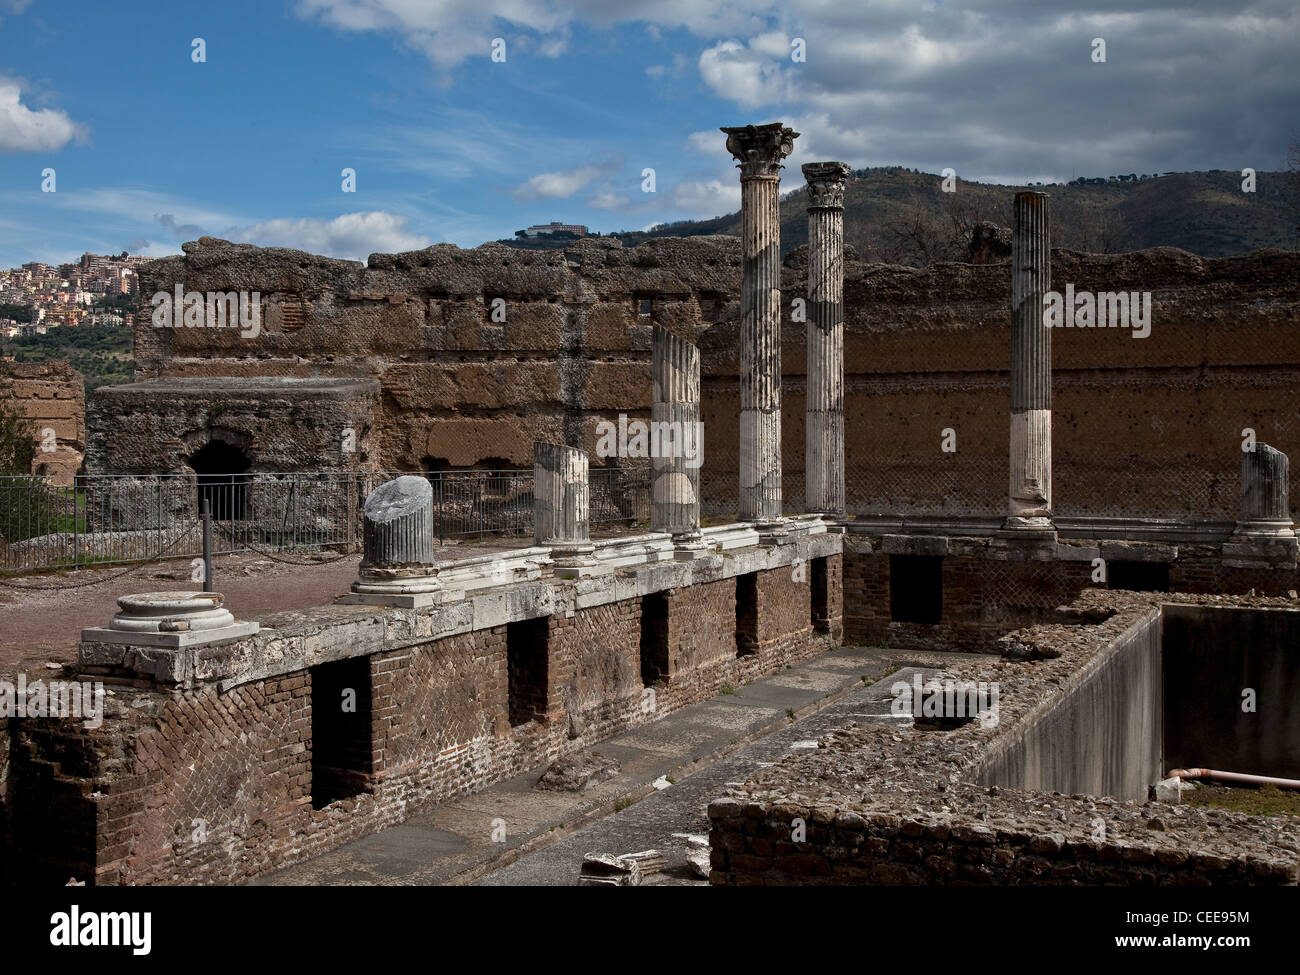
[[189, 440, 251, 520]]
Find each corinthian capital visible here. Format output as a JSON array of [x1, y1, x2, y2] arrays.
[[721, 122, 799, 179], [802, 161, 851, 209]]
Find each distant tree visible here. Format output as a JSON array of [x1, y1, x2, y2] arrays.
[[0, 398, 37, 476]]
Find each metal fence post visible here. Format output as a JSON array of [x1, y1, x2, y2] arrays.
[[346, 474, 354, 554], [201, 496, 213, 592], [437, 473, 444, 545], [72, 476, 81, 570]]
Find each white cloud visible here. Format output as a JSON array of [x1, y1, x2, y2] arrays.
[[670, 178, 740, 218], [227, 211, 430, 261], [512, 163, 605, 201], [0, 77, 85, 153], [588, 189, 630, 210], [698, 38, 794, 109], [42, 187, 241, 231], [685, 130, 722, 155], [295, 0, 777, 72]]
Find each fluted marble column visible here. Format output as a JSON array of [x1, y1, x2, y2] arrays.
[[351, 474, 441, 597], [722, 122, 798, 536], [652, 326, 708, 558], [803, 161, 849, 519], [534, 441, 596, 577], [1237, 443, 1293, 536], [1005, 190, 1054, 533]]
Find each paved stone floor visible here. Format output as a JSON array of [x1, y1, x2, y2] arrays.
[[254, 643, 967, 886]]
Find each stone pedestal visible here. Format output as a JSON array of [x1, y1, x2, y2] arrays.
[[535, 441, 600, 578], [651, 326, 708, 560], [1002, 190, 1055, 539], [347, 474, 442, 605], [723, 122, 798, 542], [802, 161, 850, 521], [80, 590, 258, 649]]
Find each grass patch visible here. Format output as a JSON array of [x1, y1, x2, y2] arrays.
[[1182, 783, 1300, 818]]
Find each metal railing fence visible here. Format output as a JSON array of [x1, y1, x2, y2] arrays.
[[0, 466, 651, 575]]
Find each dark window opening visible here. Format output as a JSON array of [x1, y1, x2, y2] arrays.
[[310, 656, 372, 810], [507, 617, 550, 726], [1107, 560, 1170, 593], [634, 294, 653, 317], [189, 440, 251, 520], [811, 557, 830, 633], [640, 591, 670, 685], [736, 572, 759, 657], [889, 555, 943, 624]]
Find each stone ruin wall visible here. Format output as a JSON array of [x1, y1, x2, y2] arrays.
[[0, 360, 85, 484], [104, 236, 1300, 519], [709, 591, 1300, 886], [4, 539, 841, 886]]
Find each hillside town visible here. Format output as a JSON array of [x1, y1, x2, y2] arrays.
[[0, 252, 147, 338]]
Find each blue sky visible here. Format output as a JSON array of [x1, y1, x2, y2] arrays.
[[0, 0, 1295, 267]]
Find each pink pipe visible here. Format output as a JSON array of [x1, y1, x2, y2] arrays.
[[1168, 767, 1300, 791]]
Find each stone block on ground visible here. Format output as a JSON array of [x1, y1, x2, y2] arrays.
[[535, 750, 621, 792]]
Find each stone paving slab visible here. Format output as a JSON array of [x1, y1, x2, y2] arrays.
[[477, 668, 932, 886], [478, 670, 935, 889], [252, 645, 958, 886]]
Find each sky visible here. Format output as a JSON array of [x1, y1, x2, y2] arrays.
[[0, 0, 1295, 267]]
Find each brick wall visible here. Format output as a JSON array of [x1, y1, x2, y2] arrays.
[[842, 535, 1299, 653], [0, 716, 9, 886], [0, 360, 85, 484], [6, 558, 842, 886], [104, 237, 1300, 525], [842, 541, 1093, 652]]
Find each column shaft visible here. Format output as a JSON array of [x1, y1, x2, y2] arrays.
[[722, 122, 798, 529], [534, 441, 590, 547], [1240, 443, 1290, 526], [651, 326, 704, 549], [803, 161, 849, 517], [1007, 190, 1053, 526], [740, 175, 783, 521]]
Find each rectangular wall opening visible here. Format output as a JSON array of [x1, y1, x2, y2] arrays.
[[736, 572, 759, 657], [889, 555, 943, 624], [1107, 560, 1170, 592], [310, 656, 372, 810], [507, 616, 550, 727], [810, 557, 830, 633], [640, 591, 670, 686]]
